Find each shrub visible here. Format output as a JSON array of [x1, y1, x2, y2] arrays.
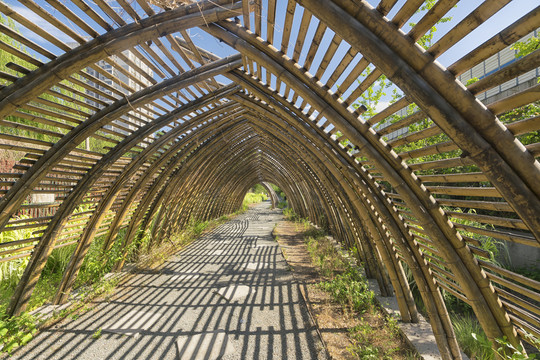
[[319, 269, 374, 313], [243, 192, 267, 204]]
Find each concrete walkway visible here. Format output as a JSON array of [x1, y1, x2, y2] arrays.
[[10, 201, 327, 360]]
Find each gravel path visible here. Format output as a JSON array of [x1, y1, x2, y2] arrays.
[[9, 201, 327, 360]]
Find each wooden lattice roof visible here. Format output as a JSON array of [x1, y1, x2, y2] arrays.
[[0, 1, 539, 358]]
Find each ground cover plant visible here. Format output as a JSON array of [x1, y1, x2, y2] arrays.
[[283, 207, 540, 360], [307, 234, 417, 359], [282, 209, 419, 359]]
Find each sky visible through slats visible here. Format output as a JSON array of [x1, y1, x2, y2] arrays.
[[1, 0, 535, 111]]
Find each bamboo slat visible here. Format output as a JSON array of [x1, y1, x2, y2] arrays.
[[281, 1, 297, 55], [454, 223, 538, 248], [428, 1, 512, 59]]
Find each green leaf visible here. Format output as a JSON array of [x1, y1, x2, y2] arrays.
[[4, 340, 19, 353], [20, 333, 33, 345]]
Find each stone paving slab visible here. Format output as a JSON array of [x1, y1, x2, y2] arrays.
[[214, 285, 252, 302], [102, 310, 161, 337], [243, 262, 270, 270], [9, 201, 327, 360], [176, 330, 235, 360]]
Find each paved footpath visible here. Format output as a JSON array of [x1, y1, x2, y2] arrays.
[[10, 201, 327, 360]]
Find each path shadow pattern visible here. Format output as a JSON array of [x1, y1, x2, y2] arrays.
[[9, 202, 327, 360]]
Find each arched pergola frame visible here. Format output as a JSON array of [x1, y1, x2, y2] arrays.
[[0, 1, 539, 358]]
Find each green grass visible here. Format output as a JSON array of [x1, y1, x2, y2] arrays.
[[191, 220, 208, 236], [243, 192, 267, 204], [283, 207, 300, 221], [304, 227, 347, 277], [0, 216, 35, 291], [452, 315, 493, 360], [238, 192, 268, 213]]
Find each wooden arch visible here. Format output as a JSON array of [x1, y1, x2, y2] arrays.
[[0, 1, 539, 358]]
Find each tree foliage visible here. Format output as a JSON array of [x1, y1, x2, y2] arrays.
[[511, 36, 540, 58]]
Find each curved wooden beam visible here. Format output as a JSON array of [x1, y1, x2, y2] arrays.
[[7, 85, 239, 316], [0, 0, 241, 120], [294, 0, 540, 241], [0, 56, 242, 234], [201, 25, 512, 352]]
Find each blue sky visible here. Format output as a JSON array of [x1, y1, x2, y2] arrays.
[[3, 0, 535, 63], [1, 0, 537, 109]]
